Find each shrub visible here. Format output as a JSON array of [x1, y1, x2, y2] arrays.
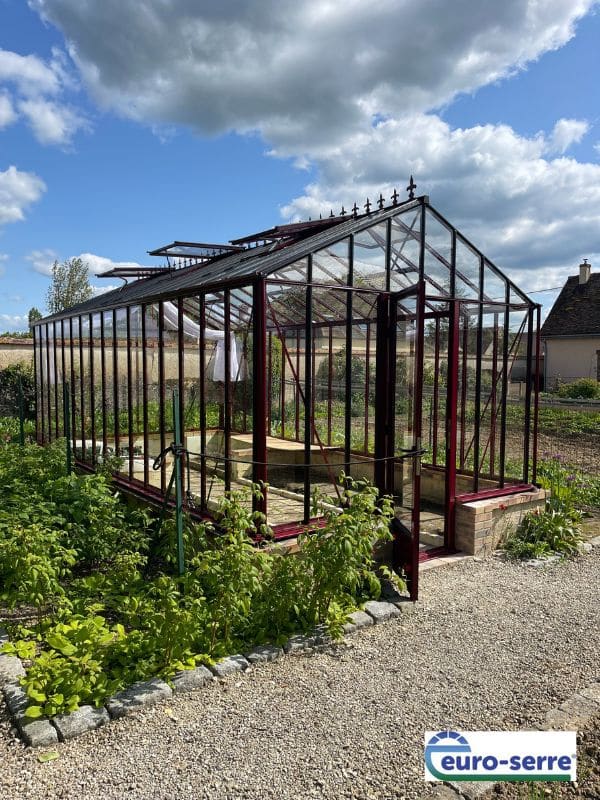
[[557, 378, 600, 400], [504, 507, 583, 559]]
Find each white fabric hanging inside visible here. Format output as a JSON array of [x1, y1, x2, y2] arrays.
[[161, 301, 241, 382]]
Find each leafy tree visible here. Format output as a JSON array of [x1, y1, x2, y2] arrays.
[[28, 307, 43, 328], [46, 257, 93, 315]]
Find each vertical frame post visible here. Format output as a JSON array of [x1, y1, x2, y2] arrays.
[[172, 388, 185, 577], [374, 293, 390, 495], [444, 300, 460, 550], [199, 295, 207, 509], [126, 306, 134, 479], [89, 313, 96, 467], [303, 256, 313, 524], [224, 290, 231, 493], [63, 381, 72, 473], [253, 280, 268, 518], [112, 309, 120, 462], [79, 315, 85, 458], [523, 306, 534, 483], [158, 302, 166, 492], [532, 305, 541, 484], [142, 306, 149, 488], [344, 236, 354, 475]]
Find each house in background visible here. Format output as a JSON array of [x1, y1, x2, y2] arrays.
[[541, 260, 600, 389]]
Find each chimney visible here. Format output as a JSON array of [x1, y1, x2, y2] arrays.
[[579, 258, 591, 285]]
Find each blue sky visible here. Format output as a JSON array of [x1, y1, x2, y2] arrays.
[[1, 0, 599, 330]]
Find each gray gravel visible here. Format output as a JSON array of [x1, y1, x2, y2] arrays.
[[1, 551, 599, 800]]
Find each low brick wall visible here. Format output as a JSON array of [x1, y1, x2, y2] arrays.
[[455, 487, 548, 555]]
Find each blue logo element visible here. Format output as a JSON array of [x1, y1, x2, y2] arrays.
[[425, 731, 471, 780]]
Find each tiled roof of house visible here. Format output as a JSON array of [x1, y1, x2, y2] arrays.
[[541, 273, 600, 337]]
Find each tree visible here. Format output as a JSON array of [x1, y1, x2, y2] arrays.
[[28, 307, 43, 328], [46, 257, 93, 315]]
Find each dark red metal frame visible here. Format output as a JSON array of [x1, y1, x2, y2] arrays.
[[33, 196, 540, 602]]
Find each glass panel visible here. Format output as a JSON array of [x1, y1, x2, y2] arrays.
[[38, 324, 48, 442], [390, 208, 420, 291], [312, 239, 350, 285], [504, 308, 529, 482], [483, 259, 507, 304], [143, 305, 161, 491], [113, 308, 128, 477], [228, 286, 253, 514], [60, 320, 71, 447], [353, 222, 387, 291], [455, 237, 481, 300], [270, 258, 308, 285], [392, 296, 419, 537], [424, 209, 452, 300]]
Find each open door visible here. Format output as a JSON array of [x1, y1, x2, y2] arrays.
[[375, 284, 425, 600]]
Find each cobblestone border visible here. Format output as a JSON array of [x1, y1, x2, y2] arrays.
[[0, 587, 415, 747]]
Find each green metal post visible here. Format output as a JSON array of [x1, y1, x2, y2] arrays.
[[17, 376, 25, 446], [172, 388, 185, 576], [63, 381, 72, 473]]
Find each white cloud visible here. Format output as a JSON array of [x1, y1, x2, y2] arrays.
[[0, 45, 86, 146], [30, 0, 595, 152], [547, 118, 590, 154], [78, 252, 152, 276], [281, 112, 600, 278], [26, 248, 59, 275], [18, 97, 88, 146], [0, 93, 16, 129], [27, 249, 151, 278], [0, 166, 47, 226], [92, 283, 119, 296], [0, 48, 61, 97], [27, 1, 600, 296], [0, 314, 28, 331]]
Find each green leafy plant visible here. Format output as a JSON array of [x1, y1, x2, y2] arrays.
[[504, 507, 583, 559]]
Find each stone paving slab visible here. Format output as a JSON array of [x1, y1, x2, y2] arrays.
[[363, 600, 402, 623], [3, 681, 28, 719], [209, 654, 250, 678], [172, 665, 214, 693], [105, 678, 172, 719], [342, 610, 374, 634], [244, 645, 284, 664], [0, 654, 25, 688], [19, 719, 59, 747], [52, 705, 110, 741]]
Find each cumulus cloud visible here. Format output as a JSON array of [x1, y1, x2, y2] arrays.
[[281, 112, 600, 275], [30, 0, 594, 152], [18, 98, 87, 146], [0, 313, 28, 331], [28, 0, 599, 291], [27, 249, 152, 278], [0, 166, 46, 226], [0, 45, 86, 145], [0, 93, 17, 129], [547, 118, 590, 153], [26, 248, 59, 275]]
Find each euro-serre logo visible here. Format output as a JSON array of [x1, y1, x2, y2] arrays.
[[424, 730, 577, 782]]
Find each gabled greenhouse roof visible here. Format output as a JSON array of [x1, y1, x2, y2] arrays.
[[38, 195, 533, 324]]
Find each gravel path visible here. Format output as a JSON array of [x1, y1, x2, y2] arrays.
[[1, 552, 599, 800]]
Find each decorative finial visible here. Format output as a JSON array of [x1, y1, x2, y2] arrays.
[[377, 193, 385, 210], [406, 175, 417, 200], [329, 209, 334, 218], [391, 188, 399, 205], [352, 202, 358, 218], [364, 197, 371, 214], [340, 205, 346, 217], [319, 213, 322, 220]]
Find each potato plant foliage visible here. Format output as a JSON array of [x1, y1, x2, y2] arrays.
[[0, 438, 400, 719]]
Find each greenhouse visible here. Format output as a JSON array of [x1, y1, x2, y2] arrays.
[[33, 191, 541, 598]]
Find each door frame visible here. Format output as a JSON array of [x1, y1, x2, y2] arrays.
[[374, 281, 425, 600]]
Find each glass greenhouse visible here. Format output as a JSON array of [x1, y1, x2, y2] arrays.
[[34, 193, 541, 597]]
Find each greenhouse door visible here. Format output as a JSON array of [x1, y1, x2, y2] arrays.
[[375, 284, 425, 600]]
